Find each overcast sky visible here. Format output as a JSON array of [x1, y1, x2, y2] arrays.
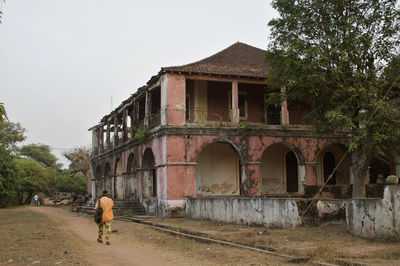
[[0, 0, 278, 167]]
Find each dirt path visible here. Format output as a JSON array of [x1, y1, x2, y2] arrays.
[[22, 206, 400, 266], [31, 206, 177, 266]]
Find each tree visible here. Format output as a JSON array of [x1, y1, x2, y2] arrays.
[[0, 121, 26, 207], [266, 0, 400, 197], [0, 103, 7, 123], [20, 144, 58, 168], [63, 147, 92, 194], [14, 158, 52, 204], [0, 145, 18, 207], [55, 172, 87, 195], [0, 121, 25, 151]]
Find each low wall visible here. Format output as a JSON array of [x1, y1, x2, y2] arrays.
[[186, 197, 301, 228], [142, 198, 167, 217], [346, 185, 400, 240], [142, 199, 186, 217]]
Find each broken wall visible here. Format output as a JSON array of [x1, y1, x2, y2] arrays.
[[186, 197, 301, 227], [346, 185, 400, 240]]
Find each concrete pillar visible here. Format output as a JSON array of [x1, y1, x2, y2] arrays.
[[144, 90, 150, 128], [106, 120, 111, 149], [232, 81, 240, 126], [305, 161, 318, 185], [281, 85, 289, 125], [122, 109, 127, 142], [164, 73, 186, 126], [113, 116, 118, 147], [131, 100, 137, 132], [298, 164, 306, 195], [92, 129, 98, 155], [160, 76, 168, 126], [392, 153, 400, 177], [91, 179, 96, 202], [99, 126, 104, 153]]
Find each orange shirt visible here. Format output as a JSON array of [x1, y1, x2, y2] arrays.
[[94, 196, 114, 222]]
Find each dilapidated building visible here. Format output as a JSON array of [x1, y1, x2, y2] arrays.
[[90, 42, 398, 220]]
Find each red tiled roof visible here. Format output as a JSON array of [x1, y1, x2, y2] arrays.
[[161, 42, 269, 79]]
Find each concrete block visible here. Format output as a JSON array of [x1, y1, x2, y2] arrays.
[[386, 175, 399, 185]]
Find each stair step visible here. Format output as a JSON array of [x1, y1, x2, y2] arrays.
[[75, 200, 147, 217]]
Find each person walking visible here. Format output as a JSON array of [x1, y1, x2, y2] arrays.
[[94, 190, 114, 245], [33, 194, 39, 206]]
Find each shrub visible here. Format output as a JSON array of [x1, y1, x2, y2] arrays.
[[55, 172, 87, 195]]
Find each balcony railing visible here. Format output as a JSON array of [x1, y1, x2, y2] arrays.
[[149, 112, 161, 129], [186, 108, 232, 124], [94, 109, 285, 156], [266, 111, 281, 125]]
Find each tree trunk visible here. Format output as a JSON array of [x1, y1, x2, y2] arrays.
[[350, 150, 370, 198], [24, 193, 34, 205], [18, 193, 23, 205]]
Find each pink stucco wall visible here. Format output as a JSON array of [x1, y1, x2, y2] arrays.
[[166, 74, 186, 126]]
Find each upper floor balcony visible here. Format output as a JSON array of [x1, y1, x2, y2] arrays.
[[91, 75, 311, 157]]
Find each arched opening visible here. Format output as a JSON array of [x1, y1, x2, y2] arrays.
[[104, 163, 112, 194], [114, 159, 124, 200], [286, 151, 299, 192], [260, 143, 300, 194], [369, 153, 394, 184], [196, 142, 240, 196], [142, 148, 156, 198], [126, 153, 138, 199], [317, 144, 350, 185], [95, 165, 103, 198], [323, 152, 336, 185]]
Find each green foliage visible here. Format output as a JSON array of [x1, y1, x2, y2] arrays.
[[14, 159, 52, 192], [382, 55, 400, 90], [0, 121, 26, 207], [266, 0, 400, 196], [267, 0, 400, 150], [54, 172, 87, 195], [265, 92, 281, 108], [0, 121, 26, 151], [240, 121, 249, 129], [134, 125, 148, 141], [0, 145, 19, 207], [0, 102, 7, 123], [20, 144, 57, 168]]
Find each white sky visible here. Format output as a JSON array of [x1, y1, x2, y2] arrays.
[[0, 0, 278, 167]]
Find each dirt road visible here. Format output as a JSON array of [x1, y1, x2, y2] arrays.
[[32, 206, 177, 266], [29, 206, 289, 265]]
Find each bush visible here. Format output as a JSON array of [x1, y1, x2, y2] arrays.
[[55, 172, 87, 195]]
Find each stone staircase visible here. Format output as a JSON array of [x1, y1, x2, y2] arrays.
[[75, 200, 147, 216]]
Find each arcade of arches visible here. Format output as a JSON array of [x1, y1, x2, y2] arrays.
[[92, 141, 396, 201]]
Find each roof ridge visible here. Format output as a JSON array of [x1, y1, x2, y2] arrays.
[[162, 42, 265, 70]]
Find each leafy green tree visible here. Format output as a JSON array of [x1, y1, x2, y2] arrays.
[[14, 158, 53, 204], [0, 121, 25, 151], [0, 121, 26, 207], [20, 144, 58, 168], [266, 0, 400, 197], [0, 103, 7, 123], [63, 147, 92, 194], [0, 145, 18, 207], [55, 172, 87, 195]]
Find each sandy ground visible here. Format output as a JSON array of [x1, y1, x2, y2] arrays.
[[6, 206, 399, 265], [26, 206, 290, 265], [32, 206, 174, 266]]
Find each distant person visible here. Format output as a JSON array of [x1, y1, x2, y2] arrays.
[[33, 194, 39, 206], [94, 190, 114, 245]]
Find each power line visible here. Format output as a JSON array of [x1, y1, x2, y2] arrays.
[[301, 70, 400, 219]]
